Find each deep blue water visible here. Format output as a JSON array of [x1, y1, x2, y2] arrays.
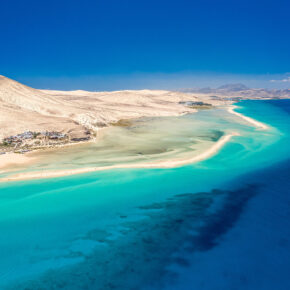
[[0, 99, 289, 289]]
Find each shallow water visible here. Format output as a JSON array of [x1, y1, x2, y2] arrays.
[[1, 105, 266, 175], [0, 100, 289, 289]]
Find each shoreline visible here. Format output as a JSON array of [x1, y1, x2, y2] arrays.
[[0, 127, 108, 171], [0, 132, 239, 182], [0, 105, 270, 182], [227, 105, 268, 130]]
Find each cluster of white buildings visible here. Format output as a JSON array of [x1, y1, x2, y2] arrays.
[[3, 131, 67, 145]]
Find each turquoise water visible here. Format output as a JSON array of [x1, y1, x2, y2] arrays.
[[0, 104, 261, 175], [0, 100, 289, 289]]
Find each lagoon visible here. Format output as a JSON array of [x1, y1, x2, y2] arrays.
[[0, 100, 289, 289]]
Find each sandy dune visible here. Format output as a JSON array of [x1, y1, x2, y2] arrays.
[[1, 75, 220, 140], [0, 75, 280, 182], [2, 75, 282, 141]]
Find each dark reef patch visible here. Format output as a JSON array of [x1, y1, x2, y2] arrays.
[[9, 185, 259, 290], [190, 185, 258, 252]]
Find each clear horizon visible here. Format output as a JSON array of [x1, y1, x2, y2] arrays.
[[4, 72, 290, 91], [1, 0, 289, 90]]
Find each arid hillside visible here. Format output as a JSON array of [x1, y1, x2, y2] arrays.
[[0, 76, 205, 141], [1, 76, 289, 143]]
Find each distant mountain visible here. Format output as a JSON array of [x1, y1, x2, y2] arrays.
[[217, 83, 249, 91], [181, 83, 290, 100], [0, 75, 289, 143]]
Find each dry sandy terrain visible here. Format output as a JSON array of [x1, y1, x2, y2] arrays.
[[0, 75, 224, 141], [0, 75, 279, 181], [1, 75, 287, 142]]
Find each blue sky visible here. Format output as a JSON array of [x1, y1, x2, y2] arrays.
[[1, 0, 289, 90]]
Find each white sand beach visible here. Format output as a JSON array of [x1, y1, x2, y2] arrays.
[[227, 105, 268, 129], [0, 102, 272, 182], [0, 132, 239, 182]]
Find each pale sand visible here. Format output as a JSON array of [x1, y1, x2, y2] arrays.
[[0, 133, 239, 182], [228, 105, 268, 130], [1, 75, 205, 141], [0, 152, 36, 170], [0, 104, 269, 182]]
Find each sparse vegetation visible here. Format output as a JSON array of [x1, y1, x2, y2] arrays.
[[33, 132, 40, 138], [110, 119, 133, 127], [179, 101, 213, 110], [188, 104, 213, 110]]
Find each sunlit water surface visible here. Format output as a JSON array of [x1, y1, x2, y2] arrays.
[[0, 100, 289, 289]]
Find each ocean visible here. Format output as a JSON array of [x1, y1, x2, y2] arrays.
[[0, 100, 289, 289]]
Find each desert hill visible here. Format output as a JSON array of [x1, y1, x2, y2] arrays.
[[0, 76, 202, 141], [1, 76, 289, 143]]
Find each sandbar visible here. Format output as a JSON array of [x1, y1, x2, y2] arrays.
[[0, 133, 239, 182], [227, 105, 268, 130]]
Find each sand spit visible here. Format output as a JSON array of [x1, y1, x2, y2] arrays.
[[0, 133, 239, 182], [0, 104, 270, 182], [228, 105, 268, 130]]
